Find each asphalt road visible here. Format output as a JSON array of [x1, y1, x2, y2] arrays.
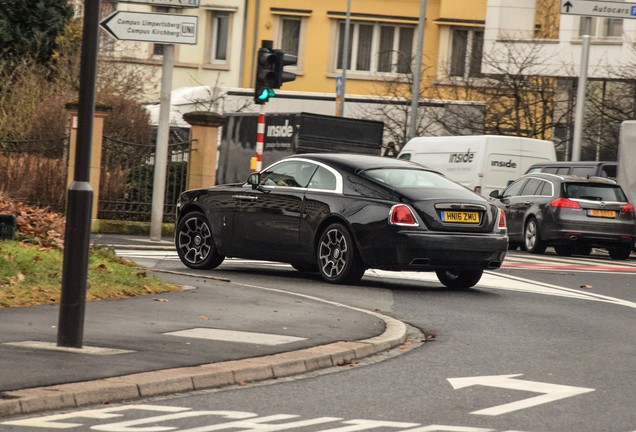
[[3, 249, 635, 431]]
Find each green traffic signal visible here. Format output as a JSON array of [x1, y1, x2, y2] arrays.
[[256, 87, 275, 102], [254, 43, 277, 105]]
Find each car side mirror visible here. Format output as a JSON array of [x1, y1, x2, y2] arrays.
[[489, 190, 502, 199], [247, 172, 260, 190]]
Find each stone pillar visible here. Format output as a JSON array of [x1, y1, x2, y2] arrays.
[[183, 111, 225, 189], [65, 103, 111, 222]]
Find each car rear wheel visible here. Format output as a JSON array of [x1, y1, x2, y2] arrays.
[[436, 269, 483, 289], [176, 211, 225, 270], [608, 244, 632, 260], [317, 223, 365, 284], [524, 217, 547, 254]]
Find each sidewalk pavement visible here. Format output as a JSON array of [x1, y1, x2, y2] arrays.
[[0, 234, 408, 418]]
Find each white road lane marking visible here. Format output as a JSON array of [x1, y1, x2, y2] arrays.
[[163, 328, 307, 345]]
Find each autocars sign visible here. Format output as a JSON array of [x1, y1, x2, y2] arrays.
[[560, 0, 636, 19], [100, 11, 198, 45]]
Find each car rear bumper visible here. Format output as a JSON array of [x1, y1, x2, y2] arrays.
[[547, 222, 634, 247], [359, 231, 508, 271]]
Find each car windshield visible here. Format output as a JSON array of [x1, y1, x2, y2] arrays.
[[363, 168, 464, 190], [565, 183, 627, 202]]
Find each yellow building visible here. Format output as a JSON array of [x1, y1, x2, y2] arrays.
[[241, 0, 488, 98]]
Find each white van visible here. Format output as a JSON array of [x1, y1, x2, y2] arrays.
[[397, 135, 556, 197]]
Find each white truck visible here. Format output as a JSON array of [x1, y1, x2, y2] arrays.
[[397, 135, 556, 197]]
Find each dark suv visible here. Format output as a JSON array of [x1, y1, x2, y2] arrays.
[[489, 173, 635, 259]]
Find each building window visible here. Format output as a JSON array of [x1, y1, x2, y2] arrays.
[[280, 17, 301, 56], [276, 16, 304, 71], [579, 17, 623, 38], [209, 11, 230, 64], [449, 28, 484, 79], [336, 21, 414, 75]]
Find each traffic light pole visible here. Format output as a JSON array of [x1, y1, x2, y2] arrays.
[[255, 103, 266, 171], [252, 40, 297, 171]]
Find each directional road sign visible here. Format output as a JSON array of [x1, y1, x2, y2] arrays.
[[117, 0, 199, 7], [100, 11, 198, 45], [560, 0, 636, 19]]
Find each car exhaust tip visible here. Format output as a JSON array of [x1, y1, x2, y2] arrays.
[[487, 261, 502, 269]]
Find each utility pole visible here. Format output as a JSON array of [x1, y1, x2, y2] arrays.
[[57, 0, 102, 348], [572, 16, 592, 162], [408, 0, 427, 141]]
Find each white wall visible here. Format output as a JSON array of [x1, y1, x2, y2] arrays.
[[484, 0, 636, 78]]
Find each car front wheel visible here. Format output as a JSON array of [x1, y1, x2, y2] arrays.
[[317, 223, 365, 285], [436, 269, 483, 289], [524, 217, 547, 254], [176, 211, 225, 269]]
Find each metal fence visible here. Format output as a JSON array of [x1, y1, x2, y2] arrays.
[[0, 137, 69, 213], [98, 130, 191, 223], [1, 130, 191, 224]]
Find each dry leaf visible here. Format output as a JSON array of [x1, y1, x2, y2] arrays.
[[153, 298, 169, 302]]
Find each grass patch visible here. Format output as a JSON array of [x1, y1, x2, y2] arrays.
[[0, 240, 181, 308]]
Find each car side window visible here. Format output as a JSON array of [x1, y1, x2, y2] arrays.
[[538, 180, 553, 196], [308, 166, 337, 191], [602, 165, 617, 178], [520, 178, 543, 196], [571, 167, 595, 177], [503, 179, 527, 198], [260, 161, 314, 188]]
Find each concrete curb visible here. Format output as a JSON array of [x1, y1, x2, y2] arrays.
[[0, 316, 407, 417]]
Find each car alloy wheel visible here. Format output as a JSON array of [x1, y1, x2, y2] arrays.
[[436, 269, 484, 289], [176, 211, 225, 270], [317, 223, 365, 284], [524, 217, 547, 254]]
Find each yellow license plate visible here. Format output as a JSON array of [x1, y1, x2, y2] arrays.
[[588, 209, 617, 218], [442, 211, 480, 223]]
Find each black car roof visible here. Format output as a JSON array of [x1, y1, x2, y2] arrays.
[[284, 153, 428, 172]]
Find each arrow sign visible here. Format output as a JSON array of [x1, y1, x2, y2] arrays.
[[560, 0, 636, 19], [100, 11, 198, 45], [448, 374, 595, 416]]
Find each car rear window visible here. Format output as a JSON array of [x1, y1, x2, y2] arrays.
[[565, 183, 627, 202], [364, 168, 466, 190]]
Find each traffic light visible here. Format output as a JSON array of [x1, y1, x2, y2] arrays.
[[273, 50, 297, 88], [254, 47, 277, 104]]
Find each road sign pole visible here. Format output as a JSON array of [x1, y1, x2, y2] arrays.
[[572, 17, 592, 162], [150, 12, 176, 241]]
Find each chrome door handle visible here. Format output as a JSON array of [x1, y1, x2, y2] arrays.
[[233, 195, 258, 201]]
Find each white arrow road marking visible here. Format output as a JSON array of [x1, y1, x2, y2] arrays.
[[447, 374, 595, 416]]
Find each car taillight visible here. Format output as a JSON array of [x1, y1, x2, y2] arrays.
[[622, 203, 635, 214], [497, 208, 507, 230], [551, 198, 581, 209], [389, 204, 419, 226]]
